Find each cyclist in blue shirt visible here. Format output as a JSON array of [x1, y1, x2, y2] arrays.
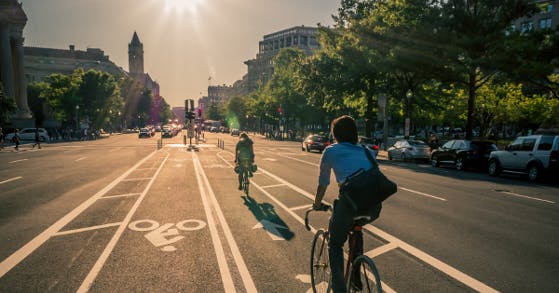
[[312, 115, 382, 293], [234, 132, 255, 190]]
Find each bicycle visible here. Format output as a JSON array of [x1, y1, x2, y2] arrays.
[[237, 160, 251, 195], [305, 206, 382, 293]]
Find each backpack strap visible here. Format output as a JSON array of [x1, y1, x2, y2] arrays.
[[361, 145, 379, 169]]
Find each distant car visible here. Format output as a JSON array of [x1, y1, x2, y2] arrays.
[[138, 128, 151, 138], [488, 135, 559, 182], [387, 139, 431, 162], [302, 134, 330, 153], [209, 126, 219, 133], [358, 136, 379, 158], [431, 139, 498, 170], [231, 129, 240, 136], [161, 127, 173, 138], [222, 127, 230, 133], [5, 128, 50, 142]]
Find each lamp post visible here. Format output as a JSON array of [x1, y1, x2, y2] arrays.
[[75, 105, 80, 130], [137, 114, 141, 128], [405, 89, 413, 139]]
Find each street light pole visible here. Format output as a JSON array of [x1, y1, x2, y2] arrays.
[[405, 89, 413, 139], [75, 105, 80, 130]]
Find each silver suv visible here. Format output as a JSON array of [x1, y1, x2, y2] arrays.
[[488, 135, 559, 182]]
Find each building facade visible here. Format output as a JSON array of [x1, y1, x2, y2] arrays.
[[24, 45, 126, 83], [0, 0, 32, 126], [244, 26, 320, 91], [512, 1, 558, 32]]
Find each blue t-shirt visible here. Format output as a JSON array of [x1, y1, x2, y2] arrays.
[[318, 142, 377, 187]]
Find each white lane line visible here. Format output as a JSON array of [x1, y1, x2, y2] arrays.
[[99, 193, 142, 199], [365, 242, 399, 258], [192, 153, 237, 293], [260, 183, 287, 189], [399, 187, 447, 202], [289, 204, 313, 211], [108, 147, 122, 153], [8, 159, 28, 164], [75, 157, 87, 162], [493, 189, 555, 204], [0, 176, 23, 185], [134, 168, 156, 171], [194, 152, 257, 293], [53, 222, 122, 237], [77, 153, 169, 292], [121, 177, 152, 182], [365, 225, 498, 293], [0, 150, 158, 278], [264, 151, 319, 167]]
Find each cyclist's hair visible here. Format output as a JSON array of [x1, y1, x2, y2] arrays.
[[240, 132, 249, 139], [331, 115, 357, 144]]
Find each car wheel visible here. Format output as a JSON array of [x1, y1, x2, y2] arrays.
[[527, 164, 540, 182], [302, 145, 305, 151], [455, 157, 464, 171], [431, 156, 440, 167], [401, 153, 407, 162], [306, 145, 310, 152], [40, 136, 47, 142], [388, 153, 393, 160], [488, 160, 501, 177]]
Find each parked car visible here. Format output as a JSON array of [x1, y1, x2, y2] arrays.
[[231, 129, 240, 136], [488, 135, 559, 182], [358, 136, 379, 158], [302, 134, 330, 153], [138, 128, 152, 138], [209, 126, 219, 133], [5, 128, 50, 142], [431, 139, 498, 170], [161, 127, 173, 138], [387, 139, 431, 162]]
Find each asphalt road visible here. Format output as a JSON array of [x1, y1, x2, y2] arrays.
[[0, 132, 558, 292]]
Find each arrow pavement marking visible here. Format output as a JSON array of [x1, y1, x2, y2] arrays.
[[252, 220, 288, 241]]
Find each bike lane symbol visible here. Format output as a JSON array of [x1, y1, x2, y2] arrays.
[[128, 219, 207, 252]]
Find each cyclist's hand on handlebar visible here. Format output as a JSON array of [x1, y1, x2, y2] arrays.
[[312, 202, 329, 211]]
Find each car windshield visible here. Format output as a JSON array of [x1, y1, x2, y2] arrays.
[[409, 140, 427, 146]]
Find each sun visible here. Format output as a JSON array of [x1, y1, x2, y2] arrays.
[[163, 0, 202, 14]]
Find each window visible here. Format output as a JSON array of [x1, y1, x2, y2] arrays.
[[521, 138, 536, 151], [509, 138, 523, 151], [442, 140, 454, 149], [537, 136, 554, 151], [540, 18, 552, 29]]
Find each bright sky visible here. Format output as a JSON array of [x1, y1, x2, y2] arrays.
[[20, 0, 341, 107]]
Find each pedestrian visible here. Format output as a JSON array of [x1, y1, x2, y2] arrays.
[[12, 129, 20, 151], [32, 128, 41, 149], [0, 126, 4, 150]]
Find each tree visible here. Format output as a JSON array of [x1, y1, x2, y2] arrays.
[[433, 0, 539, 138]]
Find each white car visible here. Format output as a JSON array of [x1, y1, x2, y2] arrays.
[[5, 128, 50, 142]]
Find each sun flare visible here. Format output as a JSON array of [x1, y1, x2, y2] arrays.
[[163, 0, 202, 14]]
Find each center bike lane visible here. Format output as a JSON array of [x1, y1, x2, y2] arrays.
[[87, 145, 255, 292]]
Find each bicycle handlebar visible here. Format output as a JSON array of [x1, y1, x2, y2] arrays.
[[304, 204, 331, 231]]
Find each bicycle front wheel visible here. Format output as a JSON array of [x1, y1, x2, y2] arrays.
[[347, 255, 382, 293], [311, 229, 330, 293]]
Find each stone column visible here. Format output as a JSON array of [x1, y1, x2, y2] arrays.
[[0, 24, 15, 102], [13, 36, 31, 118]]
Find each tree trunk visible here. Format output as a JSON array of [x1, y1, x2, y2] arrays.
[[365, 95, 374, 137], [466, 69, 476, 140]]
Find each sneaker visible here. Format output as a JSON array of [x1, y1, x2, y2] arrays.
[[249, 172, 253, 177], [238, 185, 242, 190]]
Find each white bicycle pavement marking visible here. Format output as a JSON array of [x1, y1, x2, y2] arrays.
[[0, 150, 159, 278]]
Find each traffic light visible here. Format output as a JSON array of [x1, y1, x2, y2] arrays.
[[189, 99, 195, 112], [186, 111, 195, 120]]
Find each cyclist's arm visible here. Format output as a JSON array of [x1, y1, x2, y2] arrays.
[[234, 143, 239, 162], [313, 185, 327, 209]]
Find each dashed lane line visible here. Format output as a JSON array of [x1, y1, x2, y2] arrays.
[[0, 150, 158, 278], [399, 187, 447, 201], [260, 183, 287, 189], [0, 176, 23, 185], [75, 157, 87, 162], [99, 193, 142, 199], [8, 159, 28, 164], [493, 189, 555, 204]]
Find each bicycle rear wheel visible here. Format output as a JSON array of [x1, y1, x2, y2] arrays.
[[243, 170, 249, 195], [311, 229, 331, 293], [347, 255, 382, 293]]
